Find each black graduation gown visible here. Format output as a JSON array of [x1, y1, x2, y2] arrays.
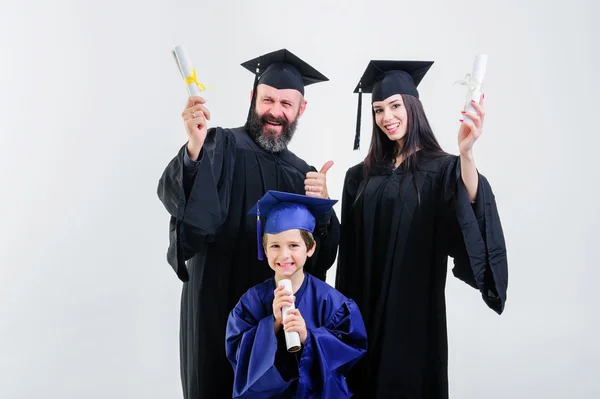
[[335, 151, 508, 399], [156, 126, 341, 399]]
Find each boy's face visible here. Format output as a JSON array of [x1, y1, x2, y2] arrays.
[[265, 229, 315, 279]]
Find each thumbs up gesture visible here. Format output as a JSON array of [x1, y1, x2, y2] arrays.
[[305, 161, 334, 199]]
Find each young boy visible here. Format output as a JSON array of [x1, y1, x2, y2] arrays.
[[225, 190, 367, 398]]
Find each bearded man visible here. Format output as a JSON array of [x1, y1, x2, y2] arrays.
[[156, 48, 340, 399]]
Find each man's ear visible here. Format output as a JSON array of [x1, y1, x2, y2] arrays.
[[297, 99, 308, 118]]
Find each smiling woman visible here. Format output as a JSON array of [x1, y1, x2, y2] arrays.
[[336, 60, 508, 398], [369, 91, 444, 172], [373, 95, 407, 139]]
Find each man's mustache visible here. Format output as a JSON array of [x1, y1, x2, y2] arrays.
[[261, 113, 288, 126]]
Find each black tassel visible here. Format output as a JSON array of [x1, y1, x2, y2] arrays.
[[245, 62, 261, 126], [253, 64, 260, 88], [353, 87, 362, 150]]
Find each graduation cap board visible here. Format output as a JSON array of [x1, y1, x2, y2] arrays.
[[247, 190, 338, 260], [241, 48, 329, 96], [352, 60, 434, 150]]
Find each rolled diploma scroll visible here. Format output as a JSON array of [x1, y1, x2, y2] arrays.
[[278, 279, 301, 353], [463, 53, 488, 124], [172, 45, 202, 97]]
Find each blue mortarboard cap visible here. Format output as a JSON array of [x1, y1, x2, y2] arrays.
[[247, 190, 338, 260]]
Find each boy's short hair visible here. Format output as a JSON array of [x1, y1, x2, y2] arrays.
[[263, 229, 316, 253]]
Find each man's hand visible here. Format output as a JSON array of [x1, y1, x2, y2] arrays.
[[182, 96, 211, 160], [305, 161, 334, 198]]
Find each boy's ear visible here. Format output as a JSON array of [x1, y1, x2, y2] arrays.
[[307, 241, 316, 257]]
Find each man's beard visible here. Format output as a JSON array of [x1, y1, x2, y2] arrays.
[[246, 109, 299, 153]]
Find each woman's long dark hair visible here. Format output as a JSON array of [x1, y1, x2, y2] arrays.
[[364, 94, 446, 177]]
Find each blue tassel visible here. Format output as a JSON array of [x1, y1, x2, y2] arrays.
[[257, 201, 263, 260]]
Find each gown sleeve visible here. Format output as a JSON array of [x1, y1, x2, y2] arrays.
[[156, 127, 236, 281], [296, 298, 368, 398], [335, 165, 363, 300], [438, 156, 508, 314], [309, 197, 341, 281], [225, 292, 291, 399]]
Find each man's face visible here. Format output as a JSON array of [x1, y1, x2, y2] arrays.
[[247, 84, 307, 153]]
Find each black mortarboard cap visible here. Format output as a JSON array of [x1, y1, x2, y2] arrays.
[[351, 60, 434, 150], [241, 48, 328, 96]]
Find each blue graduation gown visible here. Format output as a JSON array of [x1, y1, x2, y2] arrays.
[[225, 273, 367, 398]]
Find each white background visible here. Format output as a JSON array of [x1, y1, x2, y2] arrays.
[[1, 0, 599, 397]]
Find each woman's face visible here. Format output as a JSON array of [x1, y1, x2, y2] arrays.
[[373, 94, 408, 143]]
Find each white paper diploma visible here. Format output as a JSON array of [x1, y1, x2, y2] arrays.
[[278, 279, 301, 352], [172, 45, 203, 97], [460, 53, 488, 124]]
